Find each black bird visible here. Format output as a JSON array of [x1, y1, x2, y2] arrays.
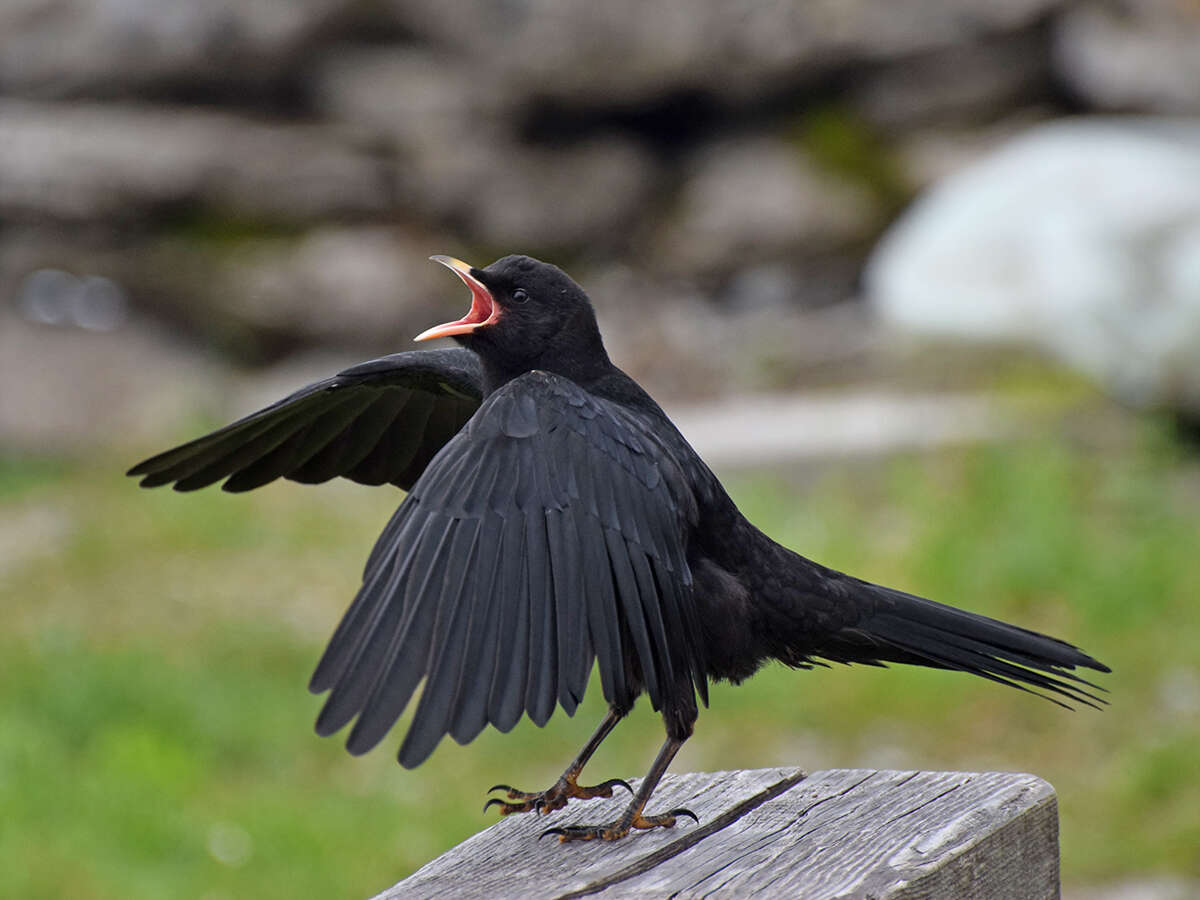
[[129, 254, 1109, 842]]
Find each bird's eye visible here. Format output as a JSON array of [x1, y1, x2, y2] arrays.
[[511, 288, 529, 303]]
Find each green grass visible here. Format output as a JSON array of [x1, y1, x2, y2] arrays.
[[2, 426, 1198, 898]]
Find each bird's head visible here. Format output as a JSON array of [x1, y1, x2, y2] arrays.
[[417, 254, 610, 388]]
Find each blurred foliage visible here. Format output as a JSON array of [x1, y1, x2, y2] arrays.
[[792, 105, 910, 215], [160, 211, 306, 249], [2, 425, 1198, 899]]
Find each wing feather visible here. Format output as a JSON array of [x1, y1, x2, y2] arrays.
[[447, 513, 506, 743], [317, 513, 452, 739], [546, 507, 587, 712], [290, 391, 410, 484], [603, 527, 662, 704], [577, 511, 628, 707], [348, 391, 435, 486], [309, 508, 409, 693], [129, 348, 482, 492], [524, 513, 558, 727], [310, 372, 704, 764], [389, 519, 484, 764], [488, 516, 530, 733]]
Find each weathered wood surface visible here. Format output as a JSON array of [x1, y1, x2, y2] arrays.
[[375, 768, 1059, 899]]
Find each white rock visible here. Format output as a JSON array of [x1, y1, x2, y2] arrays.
[[866, 118, 1200, 413]]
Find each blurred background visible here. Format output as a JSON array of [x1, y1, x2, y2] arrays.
[[2, 1, 1198, 898]]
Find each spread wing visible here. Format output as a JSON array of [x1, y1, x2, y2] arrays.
[[309, 370, 708, 767], [127, 348, 482, 493]]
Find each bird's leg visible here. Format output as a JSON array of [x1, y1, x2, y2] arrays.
[[541, 734, 696, 842], [484, 707, 632, 816]]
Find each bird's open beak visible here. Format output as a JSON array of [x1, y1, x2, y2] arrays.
[[415, 256, 500, 341]]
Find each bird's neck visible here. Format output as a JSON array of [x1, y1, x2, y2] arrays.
[[478, 323, 616, 396]]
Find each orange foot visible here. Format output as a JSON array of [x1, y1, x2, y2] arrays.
[[541, 808, 698, 842], [483, 774, 632, 816]]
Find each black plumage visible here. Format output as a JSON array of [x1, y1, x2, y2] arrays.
[[129, 254, 1109, 842]]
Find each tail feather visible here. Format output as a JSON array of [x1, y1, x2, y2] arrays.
[[830, 583, 1110, 709]]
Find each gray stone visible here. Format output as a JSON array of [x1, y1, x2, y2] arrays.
[[314, 45, 513, 148], [1054, 1, 1200, 115], [0, 100, 390, 223], [0, 0, 354, 98], [670, 390, 1012, 470], [202, 226, 452, 345], [454, 137, 659, 251], [583, 263, 876, 401], [0, 223, 462, 358], [850, 31, 1051, 131], [657, 137, 881, 276], [403, 135, 659, 252], [315, 49, 659, 250], [0, 307, 223, 454], [382, 0, 1067, 105], [720, 258, 860, 312], [866, 118, 1200, 415]]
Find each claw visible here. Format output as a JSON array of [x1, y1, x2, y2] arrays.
[[483, 796, 538, 817], [671, 807, 699, 825], [481, 772, 632, 819], [597, 777, 633, 795], [539, 823, 622, 842]]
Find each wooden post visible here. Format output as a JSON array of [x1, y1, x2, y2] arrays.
[[375, 768, 1060, 899]]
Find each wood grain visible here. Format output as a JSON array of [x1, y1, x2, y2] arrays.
[[373, 768, 1058, 900]]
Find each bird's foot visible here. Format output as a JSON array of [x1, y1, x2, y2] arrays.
[[541, 808, 698, 842], [483, 774, 632, 816]]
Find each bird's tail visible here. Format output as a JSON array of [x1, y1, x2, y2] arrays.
[[824, 581, 1110, 709]]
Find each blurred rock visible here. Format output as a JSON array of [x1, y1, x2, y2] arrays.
[[201, 226, 451, 346], [315, 48, 660, 250], [670, 389, 1010, 470], [314, 45, 514, 147], [0, 100, 390, 223], [1, 224, 460, 361], [0, 0, 355, 98], [0, 307, 223, 454], [720, 258, 861, 312], [584, 264, 879, 401], [400, 133, 658, 252], [1055, 0, 1200, 115], [449, 136, 659, 251], [657, 137, 881, 276], [850, 31, 1051, 131], [382, 0, 1067, 105], [866, 118, 1200, 416], [9, 0, 1187, 425], [892, 114, 1052, 189]]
